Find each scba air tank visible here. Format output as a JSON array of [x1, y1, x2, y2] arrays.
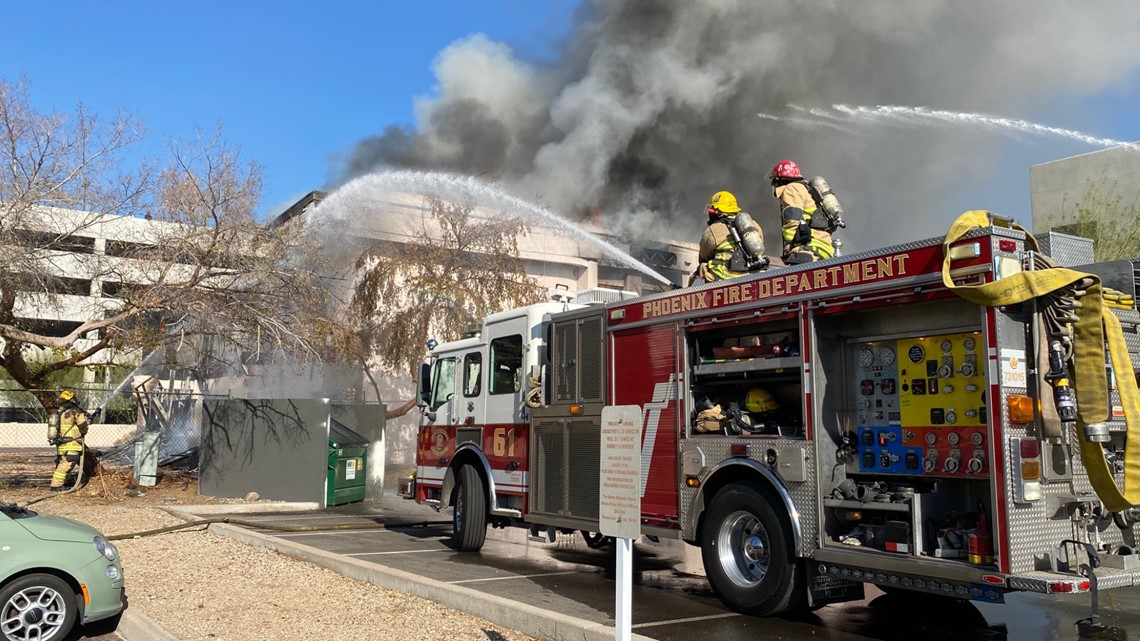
[[732, 211, 766, 263], [807, 176, 846, 229]]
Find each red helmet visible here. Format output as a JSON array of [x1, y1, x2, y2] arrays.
[[767, 160, 802, 181]]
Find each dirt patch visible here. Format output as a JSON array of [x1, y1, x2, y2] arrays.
[[1, 451, 538, 641]]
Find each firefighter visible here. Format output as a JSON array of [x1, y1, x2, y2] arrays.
[[49, 389, 90, 491], [691, 190, 768, 285], [768, 160, 835, 264]]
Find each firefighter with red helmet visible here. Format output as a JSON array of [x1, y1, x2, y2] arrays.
[[692, 191, 768, 285], [768, 160, 835, 264]]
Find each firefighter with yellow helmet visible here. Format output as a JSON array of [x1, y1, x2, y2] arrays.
[[48, 389, 91, 491], [692, 190, 769, 285]]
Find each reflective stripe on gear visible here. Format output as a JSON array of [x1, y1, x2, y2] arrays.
[[56, 423, 84, 454], [782, 208, 834, 261], [51, 457, 76, 487], [942, 210, 1140, 511], [708, 237, 749, 280]]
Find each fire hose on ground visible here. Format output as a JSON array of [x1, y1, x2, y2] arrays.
[[104, 517, 453, 541]]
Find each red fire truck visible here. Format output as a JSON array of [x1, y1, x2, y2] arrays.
[[402, 212, 1140, 616]]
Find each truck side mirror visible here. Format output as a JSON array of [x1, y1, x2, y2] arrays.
[[418, 362, 432, 407]]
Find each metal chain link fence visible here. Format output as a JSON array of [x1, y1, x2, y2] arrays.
[[1, 383, 213, 472]]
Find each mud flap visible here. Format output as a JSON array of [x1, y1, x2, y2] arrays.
[[806, 563, 864, 608]]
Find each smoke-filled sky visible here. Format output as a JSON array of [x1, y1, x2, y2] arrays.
[[333, 0, 1140, 251], [4, 1, 1140, 253]]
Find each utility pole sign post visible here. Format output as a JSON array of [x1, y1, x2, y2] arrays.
[[599, 405, 642, 641]]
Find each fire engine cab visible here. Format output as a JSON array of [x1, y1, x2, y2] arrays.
[[404, 212, 1140, 616]]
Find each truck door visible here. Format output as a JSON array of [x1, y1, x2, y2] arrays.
[[455, 350, 485, 426], [485, 318, 528, 424]]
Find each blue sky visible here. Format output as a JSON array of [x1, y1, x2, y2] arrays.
[[4, 2, 1140, 244], [1, 1, 579, 217]]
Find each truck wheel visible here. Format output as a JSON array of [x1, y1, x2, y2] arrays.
[[581, 531, 613, 549], [701, 482, 805, 616], [0, 573, 78, 641], [453, 464, 487, 551]]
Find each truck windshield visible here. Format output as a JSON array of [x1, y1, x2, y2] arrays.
[[430, 357, 456, 411]]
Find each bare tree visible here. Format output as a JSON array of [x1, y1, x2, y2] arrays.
[[1055, 177, 1140, 262], [0, 77, 340, 412], [347, 196, 545, 418]]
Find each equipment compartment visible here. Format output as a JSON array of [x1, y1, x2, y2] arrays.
[[812, 298, 995, 567], [686, 316, 805, 437]]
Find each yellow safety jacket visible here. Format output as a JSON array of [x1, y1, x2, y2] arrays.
[[698, 216, 751, 281], [56, 408, 88, 455], [777, 182, 835, 261]]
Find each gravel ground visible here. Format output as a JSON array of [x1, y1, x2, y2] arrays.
[[1, 452, 539, 641]]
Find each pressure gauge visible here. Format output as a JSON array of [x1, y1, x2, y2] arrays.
[[940, 339, 952, 353], [925, 432, 937, 445], [963, 337, 976, 351], [947, 432, 960, 446], [878, 347, 896, 366], [858, 349, 874, 368], [971, 432, 984, 446]]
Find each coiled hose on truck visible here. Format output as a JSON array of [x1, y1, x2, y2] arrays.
[[942, 211, 1140, 512]]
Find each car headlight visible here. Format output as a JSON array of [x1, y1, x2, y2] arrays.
[[93, 535, 117, 561]]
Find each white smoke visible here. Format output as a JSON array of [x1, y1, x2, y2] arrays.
[[335, 0, 1140, 252]]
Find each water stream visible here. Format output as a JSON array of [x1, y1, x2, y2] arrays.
[[91, 348, 168, 412], [761, 104, 1138, 150], [316, 170, 672, 285]]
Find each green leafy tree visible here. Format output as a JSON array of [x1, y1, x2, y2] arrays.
[[347, 196, 545, 418], [1054, 177, 1140, 262], [0, 77, 339, 413]]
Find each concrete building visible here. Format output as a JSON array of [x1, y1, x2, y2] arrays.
[[1030, 144, 1140, 233], [274, 190, 699, 296], [275, 189, 700, 466]]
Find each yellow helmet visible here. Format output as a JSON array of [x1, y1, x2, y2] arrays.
[[58, 389, 75, 403], [708, 190, 741, 214], [744, 387, 778, 413]]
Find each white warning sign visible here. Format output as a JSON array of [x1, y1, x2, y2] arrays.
[[1001, 349, 1027, 387]]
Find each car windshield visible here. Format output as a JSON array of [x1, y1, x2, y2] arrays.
[[0, 501, 35, 519]]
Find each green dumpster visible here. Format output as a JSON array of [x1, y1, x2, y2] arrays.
[[327, 419, 369, 506]]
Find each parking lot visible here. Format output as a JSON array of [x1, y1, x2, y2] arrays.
[[169, 497, 1140, 641]]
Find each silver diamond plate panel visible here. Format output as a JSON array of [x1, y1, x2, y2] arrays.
[[679, 438, 819, 555], [1115, 309, 1140, 364], [1011, 567, 1138, 591], [1034, 232, 1095, 267], [999, 302, 1140, 582], [996, 307, 1084, 575]]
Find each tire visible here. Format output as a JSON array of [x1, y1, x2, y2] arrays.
[[453, 464, 487, 552], [701, 482, 805, 616], [0, 573, 78, 641], [581, 531, 613, 549]]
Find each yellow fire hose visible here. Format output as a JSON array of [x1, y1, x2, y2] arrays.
[[942, 211, 1140, 511]]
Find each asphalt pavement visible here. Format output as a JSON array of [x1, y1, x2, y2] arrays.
[[104, 494, 1140, 641]]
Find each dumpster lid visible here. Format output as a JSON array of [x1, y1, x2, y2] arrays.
[[329, 419, 369, 447]]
